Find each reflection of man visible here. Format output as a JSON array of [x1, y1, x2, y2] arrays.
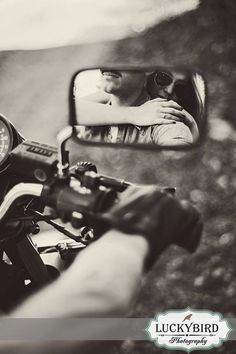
[[97, 69, 152, 144], [75, 69, 194, 145], [98, 70, 149, 106]]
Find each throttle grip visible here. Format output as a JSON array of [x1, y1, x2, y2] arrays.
[[95, 185, 203, 267]]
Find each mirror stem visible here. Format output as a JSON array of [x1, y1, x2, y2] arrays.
[[57, 126, 73, 178]]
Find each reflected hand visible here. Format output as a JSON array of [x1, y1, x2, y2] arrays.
[[133, 98, 185, 126], [133, 98, 199, 142]]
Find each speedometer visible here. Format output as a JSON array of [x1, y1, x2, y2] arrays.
[[0, 114, 13, 167]]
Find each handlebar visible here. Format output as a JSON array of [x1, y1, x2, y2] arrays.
[[0, 179, 117, 227], [41, 178, 117, 222], [0, 133, 176, 233]]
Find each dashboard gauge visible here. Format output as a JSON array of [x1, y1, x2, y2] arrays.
[[0, 114, 13, 167]]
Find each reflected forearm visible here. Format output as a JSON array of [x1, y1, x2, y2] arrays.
[[75, 98, 137, 126]]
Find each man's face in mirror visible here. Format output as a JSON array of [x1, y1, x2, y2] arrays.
[[98, 69, 146, 97], [154, 69, 188, 102]]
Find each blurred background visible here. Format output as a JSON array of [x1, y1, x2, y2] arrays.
[[0, 0, 235, 353]]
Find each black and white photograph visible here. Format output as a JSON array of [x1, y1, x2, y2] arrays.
[[0, 1, 235, 353]]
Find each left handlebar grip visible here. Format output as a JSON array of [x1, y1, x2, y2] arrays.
[[41, 183, 117, 221]]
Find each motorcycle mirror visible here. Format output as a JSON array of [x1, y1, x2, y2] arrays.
[[69, 66, 207, 150]]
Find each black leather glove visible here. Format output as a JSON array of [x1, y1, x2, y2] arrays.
[[99, 185, 203, 268]]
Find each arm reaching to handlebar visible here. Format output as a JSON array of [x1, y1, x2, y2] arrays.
[[100, 185, 202, 268], [0, 185, 202, 354], [12, 229, 148, 318], [12, 185, 202, 318]]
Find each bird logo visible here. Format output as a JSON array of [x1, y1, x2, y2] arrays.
[[183, 314, 193, 322]]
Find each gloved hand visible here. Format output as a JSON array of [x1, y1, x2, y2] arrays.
[[99, 185, 203, 268]]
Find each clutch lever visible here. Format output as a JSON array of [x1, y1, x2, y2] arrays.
[[30, 210, 87, 244], [70, 161, 176, 194], [84, 172, 176, 195]]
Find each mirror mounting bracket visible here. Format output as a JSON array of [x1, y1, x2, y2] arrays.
[[56, 126, 73, 178]]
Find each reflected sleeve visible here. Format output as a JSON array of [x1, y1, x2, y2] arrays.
[[152, 122, 193, 146]]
